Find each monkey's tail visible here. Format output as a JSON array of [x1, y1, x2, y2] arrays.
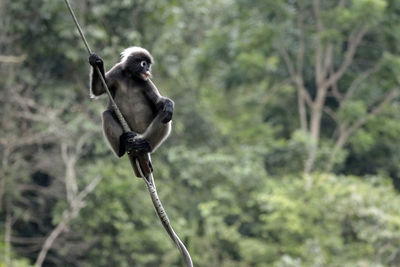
[[136, 158, 193, 267]]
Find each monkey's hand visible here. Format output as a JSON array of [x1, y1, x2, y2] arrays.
[[89, 53, 104, 68], [128, 138, 152, 156], [119, 131, 137, 155], [120, 132, 151, 156], [159, 98, 174, 124]]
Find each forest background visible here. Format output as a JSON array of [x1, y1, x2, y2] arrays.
[[1, 0, 400, 266]]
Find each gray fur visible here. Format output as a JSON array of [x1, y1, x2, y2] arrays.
[[89, 48, 173, 157]]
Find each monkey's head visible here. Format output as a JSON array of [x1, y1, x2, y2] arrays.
[[121, 46, 154, 81]]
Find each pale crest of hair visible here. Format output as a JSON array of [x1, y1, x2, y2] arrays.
[[120, 46, 151, 63]]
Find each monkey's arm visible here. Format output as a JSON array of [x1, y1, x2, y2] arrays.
[[144, 81, 174, 123], [89, 54, 117, 97], [139, 81, 174, 152], [89, 54, 107, 96]]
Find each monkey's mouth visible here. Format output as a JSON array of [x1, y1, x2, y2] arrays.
[[141, 71, 152, 80]]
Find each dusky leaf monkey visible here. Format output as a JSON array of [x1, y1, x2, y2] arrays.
[[89, 47, 174, 177]]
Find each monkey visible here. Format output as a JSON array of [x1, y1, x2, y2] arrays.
[[89, 46, 174, 177]]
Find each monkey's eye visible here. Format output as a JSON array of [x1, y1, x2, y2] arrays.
[[140, 61, 147, 68]]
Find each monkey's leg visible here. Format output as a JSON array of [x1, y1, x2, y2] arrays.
[[103, 110, 143, 177], [128, 113, 169, 178], [140, 113, 172, 152], [102, 110, 124, 156]]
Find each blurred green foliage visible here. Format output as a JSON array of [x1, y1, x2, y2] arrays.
[[1, 0, 400, 266]]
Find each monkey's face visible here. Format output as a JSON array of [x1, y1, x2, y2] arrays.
[[139, 59, 152, 81], [125, 55, 152, 81]]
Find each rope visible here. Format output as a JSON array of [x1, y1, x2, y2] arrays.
[[63, 1, 193, 266], [64, 0, 130, 132], [136, 160, 193, 267]]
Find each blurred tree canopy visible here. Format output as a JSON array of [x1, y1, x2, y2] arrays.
[[1, 0, 400, 266]]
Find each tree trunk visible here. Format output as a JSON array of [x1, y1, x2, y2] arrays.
[[304, 104, 323, 173], [297, 87, 308, 132]]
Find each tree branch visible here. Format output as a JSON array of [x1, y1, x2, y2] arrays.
[[299, 83, 313, 107], [323, 43, 334, 78], [61, 133, 90, 205], [295, 4, 309, 131], [0, 54, 26, 64], [326, 89, 399, 171], [279, 47, 296, 78], [296, 5, 305, 77], [324, 107, 339, 124], [346, 89, 400, 136], [343, 63, 382, 102], [35, 175, 102, 267], [313, 0, 325, 86], [323, 26, 369, 89]]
